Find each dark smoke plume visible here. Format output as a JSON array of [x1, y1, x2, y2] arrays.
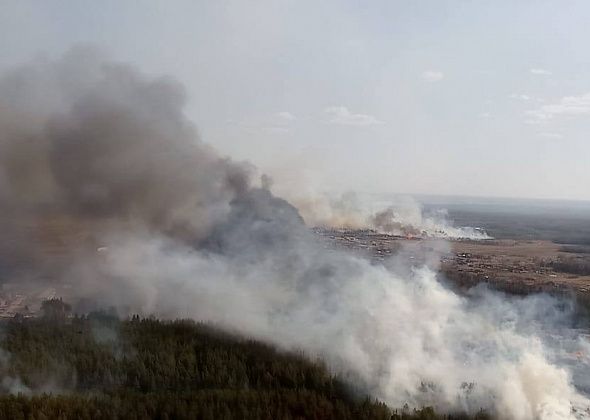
[[0, 47, 259, 269]]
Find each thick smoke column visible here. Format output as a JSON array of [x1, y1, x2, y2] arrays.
[[0, 49, 588, 419], [0, 48, 250, 238]]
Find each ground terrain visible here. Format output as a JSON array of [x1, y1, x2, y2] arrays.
[[313, 228, 590, 300]]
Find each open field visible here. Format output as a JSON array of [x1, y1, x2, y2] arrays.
[[444, 239, 590, 296], [313, 228, 590, 299]]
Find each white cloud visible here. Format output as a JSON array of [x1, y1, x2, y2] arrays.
[[538, 132, 563, 139], [525, 92, 590, 123], [263, 126, 290, 134], [324, 106, 384, 126], [530, 68, 552, 76], [479, 112, 491, 119], [509, 94, 531, 101], [275, 111, 296, 121], [422, 70, 444, 82]]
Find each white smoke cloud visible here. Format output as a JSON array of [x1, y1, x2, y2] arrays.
[[370, 196, 491, 240], [288, 192, 491, 240], [70, 232, 588, 419]]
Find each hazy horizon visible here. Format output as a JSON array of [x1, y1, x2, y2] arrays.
[[2, 1, 590, 201]]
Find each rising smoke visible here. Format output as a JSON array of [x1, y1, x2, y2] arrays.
[[0, 48, 588, 419], [282, 191, 491, 239], [370, 197, 491, 239]]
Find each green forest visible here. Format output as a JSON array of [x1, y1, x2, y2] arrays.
[[0, 303, 490, 419]]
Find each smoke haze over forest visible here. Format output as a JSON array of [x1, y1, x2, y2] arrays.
[[2, 2, 590, 419], [0, 50, 588, 419]]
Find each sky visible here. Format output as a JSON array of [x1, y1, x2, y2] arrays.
[[1, 0, 590, 201]]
